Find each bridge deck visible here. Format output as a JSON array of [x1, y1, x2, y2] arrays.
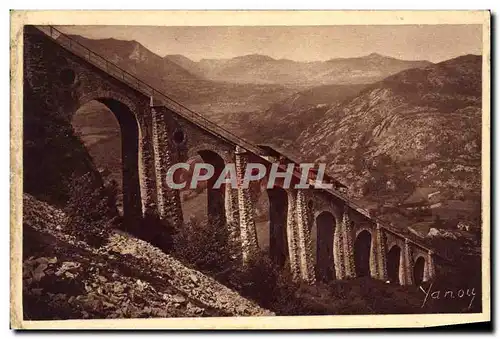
[[34, 25, 437, 257]]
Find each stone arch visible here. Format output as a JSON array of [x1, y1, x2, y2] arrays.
[[355, 226, 373, 239], [330, 202, 344, 222], [266, 186, 289, 267], [413, 255, 426, 286], [77, 90, 140, 121], [179, 144, 229, 223], [313, 206, 336, 221], [312, 210, 336, 282], [387, 244, 402, 284], [186, 143, 232, 164], [354, 229, 372, 277], [411, 247, 429, 263], [192, 149, 228, 227], [71, 96, 143, 226], [387, 239, 401, 253], [310, 191, 344, 222]]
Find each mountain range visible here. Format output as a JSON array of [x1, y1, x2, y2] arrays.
[[164, 52, 432, 87], [67, 32, 482, 230], [296, 55, 482, 224], [67, 35, 296, 119]]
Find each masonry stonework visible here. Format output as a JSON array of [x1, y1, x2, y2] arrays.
[[151, 106, 183, 228], [137, 126, 159, 218], [225, 182, 242, 262], [286, 189, 301, 281], [374, 224, 389, 281], [27, 26, 440, 288], [235, 146, 259, 265], [24, 26, 157, 225], [295, 190, 316, 284], [401, 239, 415, 286], [333, 215, 346, 280], [342, 211, 356, 279], [424, 250, 436, 282], [369, 228, 379, 279]]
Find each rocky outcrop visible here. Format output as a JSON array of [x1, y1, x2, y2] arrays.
[[22, 194, 273, 320], [426, 228, 458, 239], [296, 55, 482, 223]]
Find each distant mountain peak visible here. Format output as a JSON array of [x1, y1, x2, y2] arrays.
[[438, 54, 481, 65], [164, 54, 193, 61], [233, 54, 275, 62], [326, 53, 395, 63], [63, 34, 201, 82], [365, 52, 389, 59]]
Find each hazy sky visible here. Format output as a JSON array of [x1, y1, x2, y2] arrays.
[[58, 25, 482, 63]]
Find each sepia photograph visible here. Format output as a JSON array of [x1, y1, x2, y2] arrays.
[[10, 10, 490, 329]]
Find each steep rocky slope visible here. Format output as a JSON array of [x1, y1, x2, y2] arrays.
[[68, 36, 202, 83], [22, 194, 273, 320], [237, 84, 367, 150], [163, 54, 208, 79], [297, 55, 482, 224], [166, 53, 432, 87]]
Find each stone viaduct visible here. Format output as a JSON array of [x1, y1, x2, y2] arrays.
[[24, 25, 437, 287]]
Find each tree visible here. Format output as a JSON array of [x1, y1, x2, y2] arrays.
[[64, 172, 118, 247], [172, 217, 231, 274]]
